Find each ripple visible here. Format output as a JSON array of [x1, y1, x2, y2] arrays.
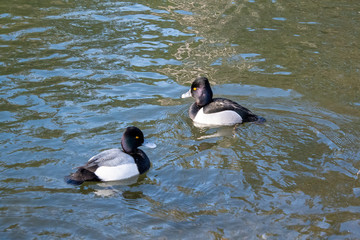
[[0, 27, 52, 41]]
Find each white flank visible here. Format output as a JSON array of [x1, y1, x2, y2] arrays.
[[95, 164, 139, 181], [193, 108, 243, 126]]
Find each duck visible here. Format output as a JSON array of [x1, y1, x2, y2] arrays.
[[65, 126, 156, 185], [181, 77, 266, 126]]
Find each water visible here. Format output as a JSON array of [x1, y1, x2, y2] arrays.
[[1, 0, 360, 239]]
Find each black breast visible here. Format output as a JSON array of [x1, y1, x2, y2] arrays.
[[131, 149, 150, 174], [189, 103, 201, 120]]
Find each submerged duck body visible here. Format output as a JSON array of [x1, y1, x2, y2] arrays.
[[65, 126, 155, 185], [182, 77, 265, 126]]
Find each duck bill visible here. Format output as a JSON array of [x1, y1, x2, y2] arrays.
[[142, 140, 156, 148], [181, 89, 192, 98]]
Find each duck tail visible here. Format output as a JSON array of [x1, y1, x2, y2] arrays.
[[64, 167, 99, 185], [243, 114, 266, 124], [64, 171, 85, 185], [64, 175, 84, 185], [255, 115, 266, 124]]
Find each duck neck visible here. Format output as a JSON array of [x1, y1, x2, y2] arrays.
[[121, 138, 137, 154]]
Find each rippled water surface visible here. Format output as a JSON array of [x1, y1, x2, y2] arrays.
[[1, 0, 360, 239]]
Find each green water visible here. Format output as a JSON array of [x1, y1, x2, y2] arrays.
[[1, 0, 360, 239]]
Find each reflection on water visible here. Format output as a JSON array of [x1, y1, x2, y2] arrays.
[[1, 0, 360, 239]]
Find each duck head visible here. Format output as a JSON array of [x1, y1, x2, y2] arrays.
[[121, 126, 156, 154], [181, 77, 213, 107]]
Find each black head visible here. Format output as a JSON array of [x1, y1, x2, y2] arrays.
[[191, 77, 213, 107], [121, 126, 145, 154]]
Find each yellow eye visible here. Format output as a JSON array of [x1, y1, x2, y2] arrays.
[[135, 136, 139, 139], [193, 87, 197, 91]]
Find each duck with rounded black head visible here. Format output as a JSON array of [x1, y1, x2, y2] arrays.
[[65, 126, 156, 185]]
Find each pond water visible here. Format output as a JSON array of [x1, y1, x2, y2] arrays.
[[1, 0, 360, 239]]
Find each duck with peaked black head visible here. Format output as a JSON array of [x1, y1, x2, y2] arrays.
[[181, 77, 266, 126]]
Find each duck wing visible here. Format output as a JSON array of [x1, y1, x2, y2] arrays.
[[204, 98, 260, 122], [65, 149, 135, 185], [84, 149, 134, 170]]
